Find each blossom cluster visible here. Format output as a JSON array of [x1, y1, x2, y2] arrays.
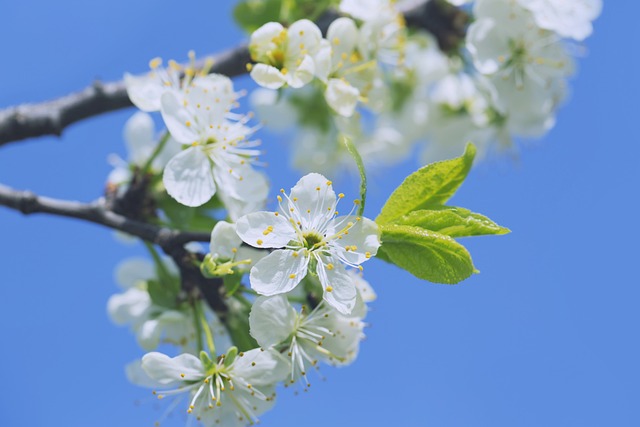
[[250, 0, 601, 173], [101, 0, 599, 425]]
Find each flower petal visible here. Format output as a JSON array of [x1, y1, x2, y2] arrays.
[[287, 54, 315, 88], [160, 91, 199, 144], [107, 288, 151, 325], [329, 216, 380, 265], [250, 249, 309, 295], [251, 64, 287, 89], [124, 112, 156, 165], [316, 255, 357, 315], [236, 211, 297, 249], [163, 147, 216, 207], [249, 295, 297, 348], [325, 78, 360, 117], [114, 257, 155, 289], [232, 348, 289, 386], [210, 221, 242, 260], [327, 17, 359, 67], [141, 352, 203, 385], [124, 72, 164, 112], [289, 172, 337, 229]]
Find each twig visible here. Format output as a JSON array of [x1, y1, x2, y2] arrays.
[[0, 0, 467, 146]]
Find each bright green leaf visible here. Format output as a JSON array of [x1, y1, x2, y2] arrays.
[[393, 206, 510, 238], [376, 144, 476, 224], [378, 224, 475, 284]]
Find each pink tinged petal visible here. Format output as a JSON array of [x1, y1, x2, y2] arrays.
[[124, 72, 164, 112], [236, 212, 297, 248], [141, 352, 204, 385], [250, 64, 287, 89], [160, 92, 199, 144], [287, 54, 315, 88], [249, 249, 309, 296], [232, 348, 290, 386], [249, 295, 297, 348], [163, 147, 216, 207], [330, 216, 381, 265], [316, 255, 357, 315], [289, 172, 337, 228], [325, 78, 360, 117], [210, 221, 242, 260]]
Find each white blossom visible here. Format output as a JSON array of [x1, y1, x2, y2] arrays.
[[141, 348, 288, 426], [206, 221, 267, 276], [249, 295, 366, 386], [518, 0, 602, 41], [160, 75, 268, 214], [249, 20, 324, 89], [236, 173, 380, 314]]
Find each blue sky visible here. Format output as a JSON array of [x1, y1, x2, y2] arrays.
[[0, 1, 638, 426]]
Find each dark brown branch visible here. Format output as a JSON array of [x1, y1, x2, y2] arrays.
[[0, 183, 209, 251], [0, 0, 466, 147]]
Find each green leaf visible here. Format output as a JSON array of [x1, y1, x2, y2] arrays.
[[146, 279, 179, 309], [378, 224, 475, 284], [233, 0, 283, 33], [393, 206, 510, 238], [376, 144, 476, 224]]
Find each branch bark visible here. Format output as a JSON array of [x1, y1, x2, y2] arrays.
[[0, 0, 466, 147]]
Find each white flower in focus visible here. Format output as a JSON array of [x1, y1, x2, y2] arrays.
[[236, 173, 381, 314], [249, 295, 366, 386], [518, 0, 602, 41], [141, 348, 288, 425], [160, 75, 268, 212], [249, 20, 324, 89]]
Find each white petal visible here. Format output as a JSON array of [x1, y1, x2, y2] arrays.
[[250, 22, 286, 61], [313, 40, 332, 82], [325, 78, 360, 117], [107, 288, 151, 325], [249, 295, 297, 348], [141, 352, 204, 384], [125, 359, 166, 388], [114, 257, 155, 289], [124, 72, 164, 112], [287, 20, 323, 59], [316, 255, 357, 315], [213, 164, 269, 220], [250, 249, 309, 295], [250, 64, 287, 89], [236, 211, 297, 249], [163, 147, 216, 207], [327, 17, 359, 66], [232, 348, 289, 386], [329, 216, 380, 265], [289, 173, 337, 228], [137, 319, 162, 350], [210, 221, 242, 260], [160, 91, 199, 144], [124, 112, 156, 165], [287, 54, 315, 88], [350, 270, 376, 302], [466, 18, 509, 75]]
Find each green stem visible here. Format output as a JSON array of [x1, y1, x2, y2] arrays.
[[194, 299, 216, 356], [141, 132, 170, 174], [143, 241, 172, 282], [341, 135, 367, 216], [192, 300, 204, 354]]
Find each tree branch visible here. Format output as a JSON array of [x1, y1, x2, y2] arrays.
[[0, 0, 466, 147], [0, 183, 210, 251]]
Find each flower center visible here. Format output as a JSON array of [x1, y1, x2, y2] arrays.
[[303, 231, 324, 249]]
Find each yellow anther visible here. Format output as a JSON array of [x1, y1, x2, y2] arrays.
[[358, 265, 364, 271], [231, 248, 238, 253], [274, 212, 279, 216], [185, 121, 191, 127], [246, 63, 253, 71], [180, 373, 185, 378], [354, 199, 361, 205], [263, 226, 274, 235], [289, 274, 296, 279], [290, 208, 295, 212], [338, 193, 344, 198], [292, 252, 299, 257], [316, 187, 321, 191], [293, 197, 298, 201], [327, 263, 334, 270], [280, 188, 285, 193], [149, 57, 162, 69], [257, 239, 263, 245], [326, 181, 332, 185], [299, 30, 304, 36], [277, 195, 283, 202], [365, 251, 371, 259], [326, 286, 333, 292], [281, 67, 289, 75], [191, 142, 198, 147], [333, 37, 340, 45], [251, 362, 256, 366], [341, 52, 348, 60]]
